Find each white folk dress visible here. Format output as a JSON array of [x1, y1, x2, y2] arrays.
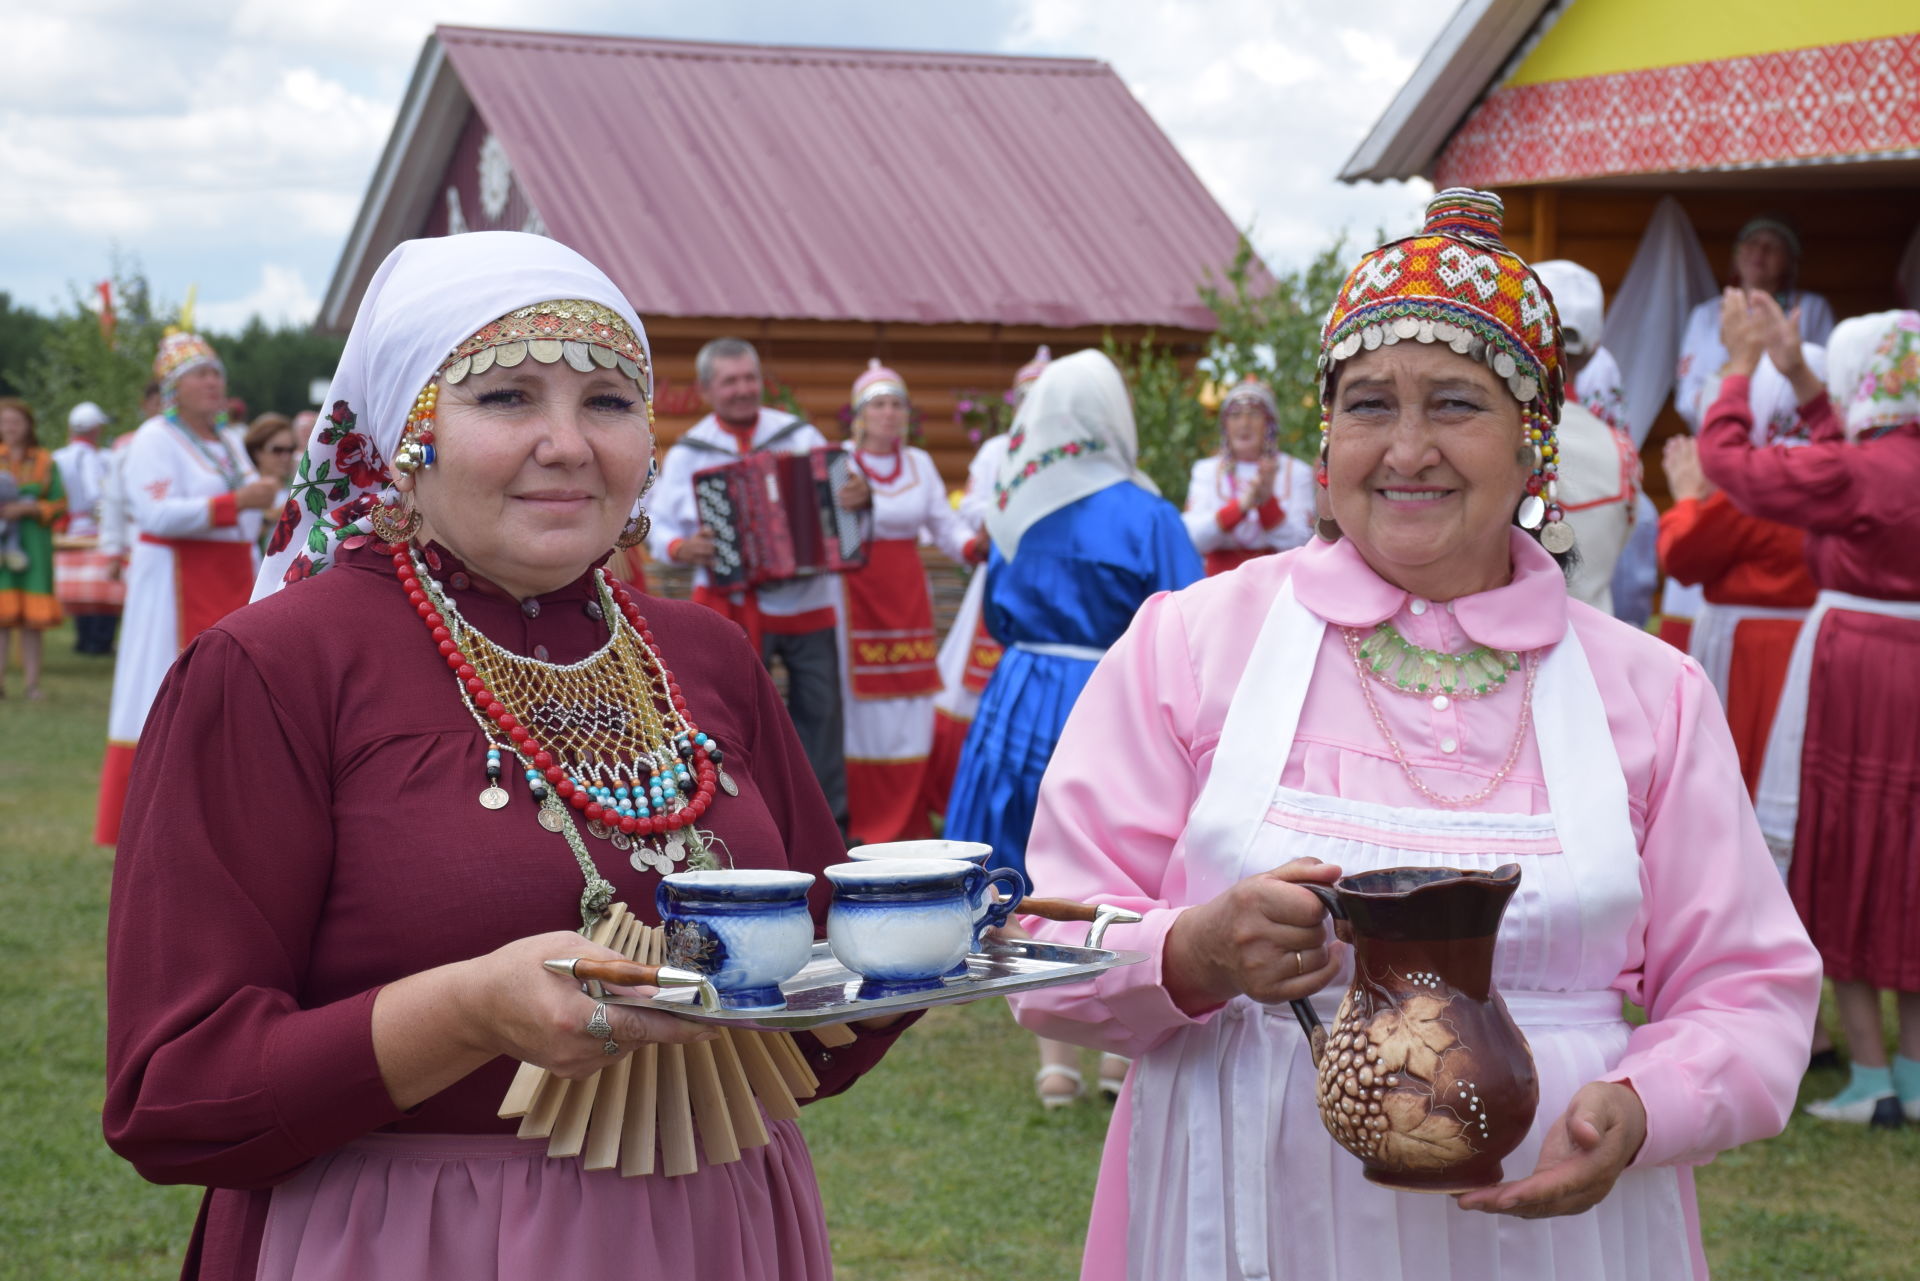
[[836, 445, 971, 842], [97, 415, 260, 843]]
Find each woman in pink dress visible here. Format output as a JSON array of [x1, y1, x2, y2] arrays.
[[1698, 298, 1920, 1128], [1005, 191, 1820, 1280], [104, 232, 913, 1281]]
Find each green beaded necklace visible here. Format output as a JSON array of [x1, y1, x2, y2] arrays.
[[1350, 622, 1522, 698]]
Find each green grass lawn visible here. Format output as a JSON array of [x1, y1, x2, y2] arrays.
[[4, 623, 1917, 1280]]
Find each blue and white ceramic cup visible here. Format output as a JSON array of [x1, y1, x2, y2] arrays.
[[848, 840, 1000, 971], [825, 857, 1024, 995], [656, 869, 817, 1009]]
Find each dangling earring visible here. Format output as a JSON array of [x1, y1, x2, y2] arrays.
[[393, 383, 439, 477], [1517, 402, 1575, 552], [1314, 421, 1336, 538], [371, 497, 422, 546], [616, 510, 651, 549]]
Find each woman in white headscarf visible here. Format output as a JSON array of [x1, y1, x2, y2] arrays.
[[1700, 296, 1920, 1128], [945, 349, 1201, 1105], [103, 232, 915, 1281]]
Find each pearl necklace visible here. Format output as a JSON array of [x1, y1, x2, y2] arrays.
[[1343, 626, 1538, 810]]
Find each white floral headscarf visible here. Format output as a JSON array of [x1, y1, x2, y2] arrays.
[[985, 349, 1157, 559], [252, 232, 652, 600], [1825, 310, 1920, 441]]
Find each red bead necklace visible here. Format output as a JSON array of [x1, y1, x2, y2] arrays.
[[854, 444, 905, 486], [391, 545, 726, 859]]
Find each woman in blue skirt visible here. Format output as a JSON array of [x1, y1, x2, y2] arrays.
[[945, 348, 1200, 1107]]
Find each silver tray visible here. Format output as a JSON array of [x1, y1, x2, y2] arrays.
[[599, 938, 1145, 1030]]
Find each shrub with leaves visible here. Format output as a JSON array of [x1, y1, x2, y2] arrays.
[[1110, 232, 1349, 501]]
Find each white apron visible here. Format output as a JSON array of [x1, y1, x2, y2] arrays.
[[1753, 588, 1920, 864], [1687, 600, 1807, 707], [1127, 581, 1691, 1281]]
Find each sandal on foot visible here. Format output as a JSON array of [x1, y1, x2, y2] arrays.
[[1036, 1064, 1084, 1110], [1098, 1053, 1129, 1099]]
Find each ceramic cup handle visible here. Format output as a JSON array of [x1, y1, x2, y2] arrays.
[[972, 867, 1028, 932]]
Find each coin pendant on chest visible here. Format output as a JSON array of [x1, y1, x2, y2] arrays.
[[478, 785, 509, 810], [630, 847, 654, 874], [538, 807, 568, 833], [611, 831, 632, 852], [664, 829, 687, 864], [717, 767, 739, 797], [587, 819, 612, 840]]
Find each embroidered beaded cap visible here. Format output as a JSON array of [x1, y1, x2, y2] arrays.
[[1014, 345, 1053, 389], [1318, 188, 1565, 423], [853, 357, 908, 409], [437, 298, 651, 397], [1220, 374, 1280, 422], [153, 330, 223, 394]]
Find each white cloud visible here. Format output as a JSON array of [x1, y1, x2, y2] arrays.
[[1003, 0, 1448, 269], [0, 0, 1455, 317], [196, 263, 322, 330]]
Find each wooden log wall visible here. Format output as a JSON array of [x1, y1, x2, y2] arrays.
[[642, 318, 1211, 487], [1495, 183, 1918, 504]]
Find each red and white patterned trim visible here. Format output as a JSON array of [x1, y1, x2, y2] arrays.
[[1435, 34, 1920, 189]]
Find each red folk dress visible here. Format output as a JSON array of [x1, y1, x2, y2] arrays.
[[1656, 494, 1815, 796], [104, 540, 910, 1280], [1698, 375, 1920, 990]]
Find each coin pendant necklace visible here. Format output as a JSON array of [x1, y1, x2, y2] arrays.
[[394, 545, 734, 920]]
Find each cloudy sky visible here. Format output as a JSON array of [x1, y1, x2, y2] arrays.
[[0, 0, 1453, 331]]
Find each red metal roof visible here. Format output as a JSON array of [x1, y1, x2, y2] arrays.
[[433, 25, 1247, 330]]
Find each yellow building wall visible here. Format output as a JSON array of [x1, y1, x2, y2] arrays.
[[1507, 0, 1919, 86]]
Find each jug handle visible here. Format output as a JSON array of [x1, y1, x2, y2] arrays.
[[1288, 883, 1346, 1065]]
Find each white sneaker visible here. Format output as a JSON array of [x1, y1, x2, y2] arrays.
[[1804, 1092, 1901, 1124]]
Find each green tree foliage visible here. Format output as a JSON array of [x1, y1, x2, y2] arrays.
[[0, 293, 55, 399], [1112, 232, 1350, 500], [6, 268, 167, 449], [216, 317, 344, 422], [0, 264, 343, 449]]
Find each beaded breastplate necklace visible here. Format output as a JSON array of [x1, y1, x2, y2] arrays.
[[395, 546, 736, 922], [1351, 621, 1522, 698]]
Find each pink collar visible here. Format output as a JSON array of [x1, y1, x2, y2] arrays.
[[1290, 529, 1568, 651]]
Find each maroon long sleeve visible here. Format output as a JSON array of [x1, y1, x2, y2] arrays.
[[1696, 374, 1920, 599], [105, 541, 908, 1201]]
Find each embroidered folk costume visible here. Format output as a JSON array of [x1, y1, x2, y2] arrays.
[[835, 360, 973, 844], [0, 436, 65, 631], [1182, 375, 1314, 576], [1700, 311, 1920, 994], [1663, 218, 1834, 650], [944, 350, 1200, 887], [928, 346, 1050, 807], [107, 234, 908, 1281], [94, 332, 261, 845], [1533, 262, 1640, 613], [52, 402, 124, 653], [647, 379, 846, 826], [1007, 192, 1818, 1280]]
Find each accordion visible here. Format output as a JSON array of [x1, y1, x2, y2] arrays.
[[691, 447, 871, 588]]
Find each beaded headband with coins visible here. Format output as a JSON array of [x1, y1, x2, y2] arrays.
[[391, 299, 655, 478], [1317, 189, 1574, 554], [153, 330, 224, 409]]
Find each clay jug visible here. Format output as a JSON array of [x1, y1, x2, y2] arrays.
[[1292, 864, 1538, 1192]]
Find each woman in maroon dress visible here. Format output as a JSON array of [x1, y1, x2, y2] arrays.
[[104, 232, 913, 1280], [1699, 296, 1920, 1128]]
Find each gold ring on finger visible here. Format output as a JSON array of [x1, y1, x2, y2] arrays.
[[1294, 949, 1305, 976]]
